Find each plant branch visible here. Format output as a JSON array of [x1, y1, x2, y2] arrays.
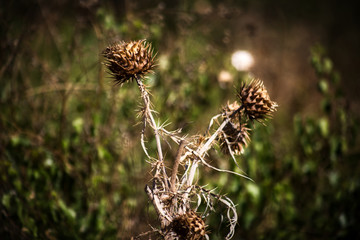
[[136, 77, 169, 190], [145, 185, 172, 227], [170, 140, 186, 193], [185, 106, 244, 187]]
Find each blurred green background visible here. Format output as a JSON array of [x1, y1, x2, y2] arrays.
[[1, 0, 360, 239]]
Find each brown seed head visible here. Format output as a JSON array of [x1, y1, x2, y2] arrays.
[[102, 40, 156, 85], [220, 122, 250, 155], [172, 210, 207, 240], [238, 79, 278, 122]]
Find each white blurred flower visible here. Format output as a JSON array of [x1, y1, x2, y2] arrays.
[[231, 50, 254, 71], [217, 70, 233, 88], [218, 70, 233, 82]]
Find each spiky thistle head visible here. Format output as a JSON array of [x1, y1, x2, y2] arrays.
[[172, 210, 207, 240], [102, 40, 156, 85], [238, 79, 278, 122], [219, 122, 251, 155]]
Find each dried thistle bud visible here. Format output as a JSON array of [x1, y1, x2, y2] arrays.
[[219, 122, 250, 155], [172, 210, 207, 240], [223, 101, 241, 116], [102, 40, 156, 85], [238, 79, 278, 122], [222, 101, 242, 124]]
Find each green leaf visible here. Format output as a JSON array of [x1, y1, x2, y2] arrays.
[[97, 145, 112, 161], [318, 117, 329, 137], [246, 182, 260, 201], [318, 79, 329, 94], [2, 193, 11, 209], [323, 58, 333, 74], [72, 117, 84, 134], [58, 199, 77, 220]]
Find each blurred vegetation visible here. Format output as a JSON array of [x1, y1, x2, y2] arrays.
[[1, 0, 359, 239]]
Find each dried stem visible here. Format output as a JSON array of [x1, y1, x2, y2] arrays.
[[186, 106, 245, 187], [136, 77, 169, 190], [199, 106, 243, 156], [170, 140, 186, 193], [145, 185, 172, 227]]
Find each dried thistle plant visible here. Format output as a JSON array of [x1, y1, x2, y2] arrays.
[[102, 40, 277, 240], [238, 79, 278, 122], [102, 40, 156, 85]]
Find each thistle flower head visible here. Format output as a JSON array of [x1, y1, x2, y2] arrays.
[[172, 210, 207, 240], [102, 40, 156, 85], [219, 122, 250, 155], [238, 79, 278, 122]]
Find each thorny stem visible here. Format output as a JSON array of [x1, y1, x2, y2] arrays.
[[145, 185, 172, 227], [136, 77, 169, 190], [186, 106, 245, 187], [199, 106, 243, 156]]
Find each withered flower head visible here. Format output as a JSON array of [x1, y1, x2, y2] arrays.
[[172, 210, 207, 240], [102, 40, 156, 85], [219, 122, 250, 155], [222, 100, 242, 120], [238, 79, 278, 122]]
